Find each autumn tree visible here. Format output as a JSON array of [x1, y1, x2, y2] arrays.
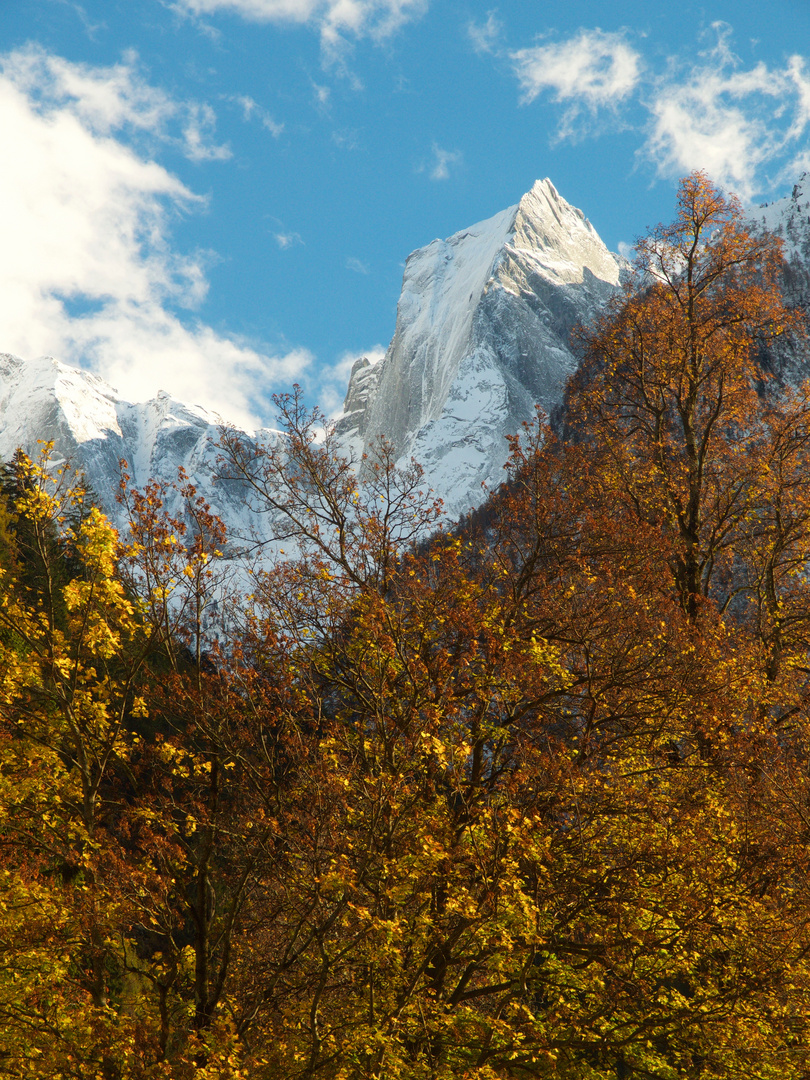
[[214, 366, 810, 1077], [568, 171, 805, 623], [0, 450, 256, 1077], [466, 418, 810, 1078], [0, 447, 155, 1075]]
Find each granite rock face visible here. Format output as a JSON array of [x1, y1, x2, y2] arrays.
[[335, 179, 626, 517]]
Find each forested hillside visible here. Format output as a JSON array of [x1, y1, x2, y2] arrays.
[[2, 175, 810, 1079]]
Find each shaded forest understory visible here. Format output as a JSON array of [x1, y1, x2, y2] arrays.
[[3, 175, 810, 1079]]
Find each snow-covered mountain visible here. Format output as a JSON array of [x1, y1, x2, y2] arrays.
[[2, 175, 810, 542], [336, 179, 626, 517], [751, 173, 810, 332], [737, 174, 810, 384], [0, 352, 271, 546], [751, 173, 810, 265]]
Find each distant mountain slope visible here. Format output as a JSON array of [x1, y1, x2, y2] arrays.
[[0, 352, 272, 546], [750, 173, 810, 381]]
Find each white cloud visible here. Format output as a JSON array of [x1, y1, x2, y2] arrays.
[[312, 81, 331, 109], [786, 55, 810, 139], [275, 231, 303, 248], [0, 46, 308, 428], [234, 93, 284, 136], [643, 34, 810, 198], [467, 10, 502, 56], [3, 45, 230, 160], [647, 88, 774, 199], [422, 142, 462, 181], [506, 23, 810, 200], [617, 241, 634, 262], [55, 1, 106, 39], [346, 256, 370, 274], [260, 113, 284, 136], [182, 102, 233, 161], [511, 29, 641, 136], [174, 0, 427, 60], [315, 345, 385, 418]]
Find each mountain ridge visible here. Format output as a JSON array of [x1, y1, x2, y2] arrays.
[[2, 175, 810, 536], [0, 351, 277, 545]]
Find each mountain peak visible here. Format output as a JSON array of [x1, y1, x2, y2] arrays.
[[6, 177, 810, 540], [511, 179, 622, 288], [516, 177, 563, 222], [337, 179, 625, 516]]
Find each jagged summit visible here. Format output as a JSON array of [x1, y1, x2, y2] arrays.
[[336, 178, 625, 517], [511, 179, 623, 286]]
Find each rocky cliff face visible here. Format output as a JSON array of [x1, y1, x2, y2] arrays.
[[749, 174, 810, 383], [335, 179, 626, 517]]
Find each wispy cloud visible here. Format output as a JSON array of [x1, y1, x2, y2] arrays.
[[643, 26, 810, 197], [512, 29, 641, 106], [174, 0, 428, 63], [0, 46, 308, 427], [346, 256, 370, 274], [421, 142, 462, 181], [312, 81, 331, 110], [234, 93, 284, 136], [332, 127, 360, 149], [275, 231, 303, 249], [512, 29, 641, 138], [468, 10, 502, 56], [183, 102, 233, 161], [505, 22, 810, 199], [617, 241, 634, 262], [54, 0, 106, 40], [3, 44, 231, 161]]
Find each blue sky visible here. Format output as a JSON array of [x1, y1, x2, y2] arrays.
[[2, 0, 810, 427]]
